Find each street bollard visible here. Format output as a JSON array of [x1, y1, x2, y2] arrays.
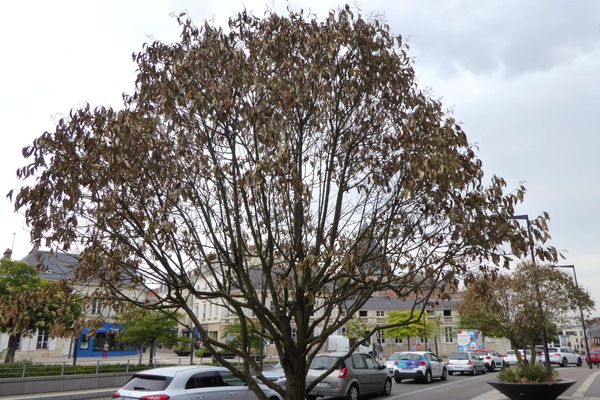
[[96, 360, 100, 374], [126, 360, 130, 373], [21, 363, 26, 378], [61, 362, 65, 376]]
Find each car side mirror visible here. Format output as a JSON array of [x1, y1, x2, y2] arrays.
[[378, 365, 386, 370]]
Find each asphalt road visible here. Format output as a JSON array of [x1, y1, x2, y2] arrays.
[[38, 365, 600, 400]]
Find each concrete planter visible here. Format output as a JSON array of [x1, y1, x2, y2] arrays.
[[487, 379, 576, 400]]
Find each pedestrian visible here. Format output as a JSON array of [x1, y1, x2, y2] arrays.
[[102, 342, 109, 358]]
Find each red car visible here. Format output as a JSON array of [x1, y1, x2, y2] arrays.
[[586, 349, 600, 366]]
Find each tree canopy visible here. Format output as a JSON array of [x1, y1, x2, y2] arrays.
[[457, 262, 593, 365], [0, 258, 82, 362], [384, 310, 436, 348], [12, 7, 557, 400], [116, 308, 180, 363]]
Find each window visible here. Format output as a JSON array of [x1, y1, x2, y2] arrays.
[[218, 371, 246, 386], [91, 299, 102, 315], [203, 303, 207, 320], [394, 338, 403, 344], [340, 310, 346, 317], [352, 354, 367, 369], [36, 331, 48, 349], [291, 328, 297, 340], [186, 372, 223, 389], [444, 327, 454, 343], [443, 310, 451, 317], [362, 354, 377, 369], [376, 311, 385, 317], [359, 310, 368, 317]]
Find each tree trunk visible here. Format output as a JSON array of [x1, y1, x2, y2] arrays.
[[4, 334, 19, 363], [284, 356, 308, 400], [149, 339, 156, 365], [138, 343, 144, 365]]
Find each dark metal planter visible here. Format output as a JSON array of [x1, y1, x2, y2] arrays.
[[487, 379, 576, 400]]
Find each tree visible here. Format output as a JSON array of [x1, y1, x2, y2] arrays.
[[342, 316, 368, 347], [384, 310, 436, 351], [457, 262, 593, 366], [12, 7, 557, 400], [0, 258, 82, 363], [223, 319, 263, 354], [116, 309, 180, 364]]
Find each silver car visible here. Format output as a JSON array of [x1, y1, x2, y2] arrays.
[[112, 366, 283, 400], [447, 351, 487, 375], [306, 352, 392, 400]]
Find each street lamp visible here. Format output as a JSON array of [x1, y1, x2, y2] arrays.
[[509, 214, 551, 367], [551, 264, 592, 369]]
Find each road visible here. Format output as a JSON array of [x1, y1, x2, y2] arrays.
[[383, 366, 600, 400], [10, 366, 599, 400]]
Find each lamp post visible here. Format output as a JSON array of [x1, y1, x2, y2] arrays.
[[509, 214, 551, 367], [551, 264, 592, 369]]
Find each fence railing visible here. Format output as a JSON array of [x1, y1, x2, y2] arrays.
[[0, 355, 278, 379]]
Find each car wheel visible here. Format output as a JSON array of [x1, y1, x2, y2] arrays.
[[441, 368, 448, 381], [306, 396, 318, 400], [482, 365, 487, 374], [345, 384, 359, 400], [577, 357, 583, 367], [562, 358, 568, 368], [471, 366, 476, 376], [448, 371, 454, 376], [394, 377, 402, 383], [423, 369, 432, 384], [381, 378, 392, 396], [490, 362, 496, 372]]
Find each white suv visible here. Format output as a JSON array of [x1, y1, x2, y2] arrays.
[[548, 347, 583, 367], [474, 350, 504, 371]]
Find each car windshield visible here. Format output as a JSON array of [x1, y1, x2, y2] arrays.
[[387, 353, 402, 361], [548, 348, 558, 352], [310, 356, 342, 370], [398, 353, 422, 361], [506, 351, 515, 355], [122, 374, 172, 391], [449, 353, 468, 360]]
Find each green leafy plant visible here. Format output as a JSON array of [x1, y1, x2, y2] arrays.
[[498, 364, 557, 384]]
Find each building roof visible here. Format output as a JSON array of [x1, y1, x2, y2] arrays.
[[21, 250, 78, 281]]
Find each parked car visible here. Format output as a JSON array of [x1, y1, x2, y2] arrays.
[[548, 347, 583, 367], [502, 349, 542, 366], [260, 362, 286, 387], [473, 349, 504, 371], [447, 351, 486, 375], [586, 349, 600, 367], [305, 352, 391, 400], [385, 352, 404, 376], [112, 366, 283, 400], [392, 351, 448, 384]]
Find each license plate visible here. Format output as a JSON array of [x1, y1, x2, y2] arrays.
[[317, 382, 329, 387]]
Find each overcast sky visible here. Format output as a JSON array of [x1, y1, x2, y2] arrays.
[[1, 1, 599, 306]]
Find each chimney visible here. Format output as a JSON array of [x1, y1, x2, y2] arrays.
[[3, 248, 12, 260]]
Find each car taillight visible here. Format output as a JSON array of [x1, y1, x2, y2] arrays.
[[419, 361, 426, 366], [338, 367, 348, 379], [140, 395, 170, 400], [111, 393, 121, 399], [447, 360, 451, 365], [485, 356, 491, 359], [552, 354, 561, 357], [394, 360, 398, 366], [467, 361, 472, 365]]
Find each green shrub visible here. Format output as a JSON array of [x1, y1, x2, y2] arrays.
[[498, 364, 557, 383]]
